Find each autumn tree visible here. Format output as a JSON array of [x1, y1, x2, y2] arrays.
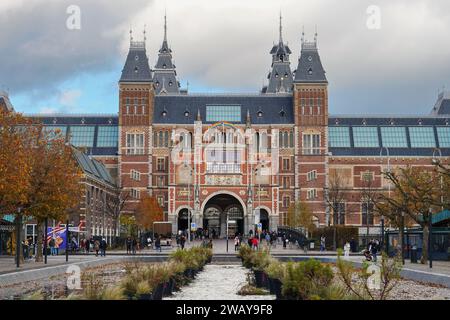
[[23, 130, 83, 262], [105, 189, 130, 246], [375, 167, 441, 264], [135, 195, 164, 231], [286, 201, 316, 238], [1, 110, 83, 263], [325, 169, 350, 249], [0, 110, 37, 262]]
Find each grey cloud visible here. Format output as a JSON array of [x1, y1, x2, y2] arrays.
[[0, 0, 151, 95]]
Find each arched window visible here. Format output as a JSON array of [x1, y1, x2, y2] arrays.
[[289, 131, 294, 148], [283, 132, 289, 148], [260, 132, 268, 151], [158, 131, 163, 147], [153, 131, 158, 147], [279, 132, 283, 148], [255, 132, 260, 154], [164, 131, 169, 147]]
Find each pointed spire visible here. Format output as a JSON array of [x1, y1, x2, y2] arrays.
[[164, 10, 168, 42], [314, 25, 318, 44], [197, 108, 201, 121], [279, 11, 283, 44], [301, 26, 305, 44], [143, 25, 147, 45]]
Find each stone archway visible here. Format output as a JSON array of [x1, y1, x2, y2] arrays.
[[202, 193, 245, 238]]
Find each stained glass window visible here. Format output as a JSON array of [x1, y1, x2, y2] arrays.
[[328, 127, 350, 148], [353, 127, 379, 148], [408, 127, 436, 148], [206, 105, 241, 122], [97, 126, 118, 147], [69, 126, 95, 147], [380, 127, 408, 148], [437, 127, 450, 148]]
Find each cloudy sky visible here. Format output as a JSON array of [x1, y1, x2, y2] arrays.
[[1, 0, 449, 115]]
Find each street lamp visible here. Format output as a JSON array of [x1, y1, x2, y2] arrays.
[[429, 208, 433, 269], [401, 211, 405, 265], [380, 147, 390, 253], [432, 148, 444, 211]]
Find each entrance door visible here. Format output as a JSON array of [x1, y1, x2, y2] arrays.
[[260, 209, 269, 232], [178, 209, 190, 232], [204, 207, 221, 238]]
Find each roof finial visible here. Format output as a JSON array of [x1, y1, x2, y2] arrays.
[[314, 25, 318, 44], [143, 24, 147, 44], [279, 11, 283, 44], [301, 25, 305, 44], [164, 10, 168, 42], [129, 27, 134, 43]]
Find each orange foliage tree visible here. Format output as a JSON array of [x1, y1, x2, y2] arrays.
[[135, 195, 164, 231], [0, 109, 83, 262]]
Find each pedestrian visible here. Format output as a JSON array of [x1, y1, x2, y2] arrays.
[[208, 239, 213, 249], [282, 235, 287, 249], [252, 237, 259, 250], [126, 237, 132, 254], [132, 238, 137, 255], [49, 237, 56, 256], [265, 233, 271, 246], [371, 239, 378, 262], [320, 235, 326, 252], [94, 239, 100, 257], [350, 238, 357, 253], [155, 236, 162, 252], [85, 238, 90, 254], [100, 238, 107, 257], [180, 234, 186, 250], [234, 235, 240, 251]]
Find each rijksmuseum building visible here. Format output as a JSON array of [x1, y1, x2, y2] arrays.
[[19, 17, 450, 239]]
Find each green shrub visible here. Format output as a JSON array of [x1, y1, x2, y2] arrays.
[[264, 260, 285, 280], [281, 259, 334, 300]]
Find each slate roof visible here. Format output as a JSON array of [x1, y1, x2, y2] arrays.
[[0, 91, 14, 112], [294, 41, 327, 84], [72, 147, 116, 187], [153, 94, 294, 124], [431, 92, 450, 115], [119, 42, 152, 83]]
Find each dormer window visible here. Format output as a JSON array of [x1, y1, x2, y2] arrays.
[[163, 64, 167, 69], [308, 56, 313, 62], [308, 68, 313, 75], [134, 67, 139, 73], [169, 81, 173, 87], [184, 110, 190, 117], [279, 110, 286, 117], [257, 110, 263, 118], [275, 73, 279, 78], [161, 110, 168, 117], [155, 82, 160, 87], [135, 55, 139, 61]]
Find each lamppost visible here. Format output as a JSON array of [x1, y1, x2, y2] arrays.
[[430, 148, 442, 269], [432, 148, 443, 211], [380, 147, 390, 253], [185, 162, 192, 244], [15, 207, 22, 268], [429, 208, 433, 269], [401, 211, 405, 265]]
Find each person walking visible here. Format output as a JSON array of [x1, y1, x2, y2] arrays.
[[85, 238, 90, 254], [282, 235, 287, 249], [100, 238, 107, 257], [180, 234, 186, 250], [94, 239, 100, 257], [126, 237, 132, 254], [49, 237, 56, 256], [155, 236, 162, 252], [234, 235, 240, 251], [320, 235, 326, 252], [370, 239, 379, 262], [132, 238, 137, 255]]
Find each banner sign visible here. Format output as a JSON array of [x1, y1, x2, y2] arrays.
[[47, 225, 67, 248]]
